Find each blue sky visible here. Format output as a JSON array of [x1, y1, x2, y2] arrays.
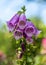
[[0, 0, 46, 24]]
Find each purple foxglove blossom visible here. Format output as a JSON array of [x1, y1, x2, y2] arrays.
[[26, 37, 33, 44], [14, 29, 23, 40], [25, 21, 36, 37], [18, 13, 27, 30], [7, 14, 20, 32], [7, 21, 15, 32], [21, 42, 25, 52], [27, 21, 41, 36]]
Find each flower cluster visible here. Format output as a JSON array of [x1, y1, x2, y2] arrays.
[[7, 13, 41, 44]]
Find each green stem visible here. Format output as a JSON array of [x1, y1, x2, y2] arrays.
[[24, 39, 27, 65]]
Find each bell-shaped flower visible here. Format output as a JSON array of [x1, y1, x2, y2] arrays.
[[7, 13, 20, 32], [26, 37, 33, 44], [14, 29, 23, 40], [18, 13, 27, 30], [25, 21, 36, 37]]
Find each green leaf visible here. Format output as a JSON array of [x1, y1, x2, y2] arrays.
[[21, 6, 26, 13]]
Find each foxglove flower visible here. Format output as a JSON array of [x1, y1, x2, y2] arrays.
[[25, 21, 36, 37], [14, 29, 23, 40], [26, 37, 33, 44], [7, 14, 20, 32], [18, 13, 27, 30]]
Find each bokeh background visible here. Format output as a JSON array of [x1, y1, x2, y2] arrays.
[[0, 0, 46, 65]]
